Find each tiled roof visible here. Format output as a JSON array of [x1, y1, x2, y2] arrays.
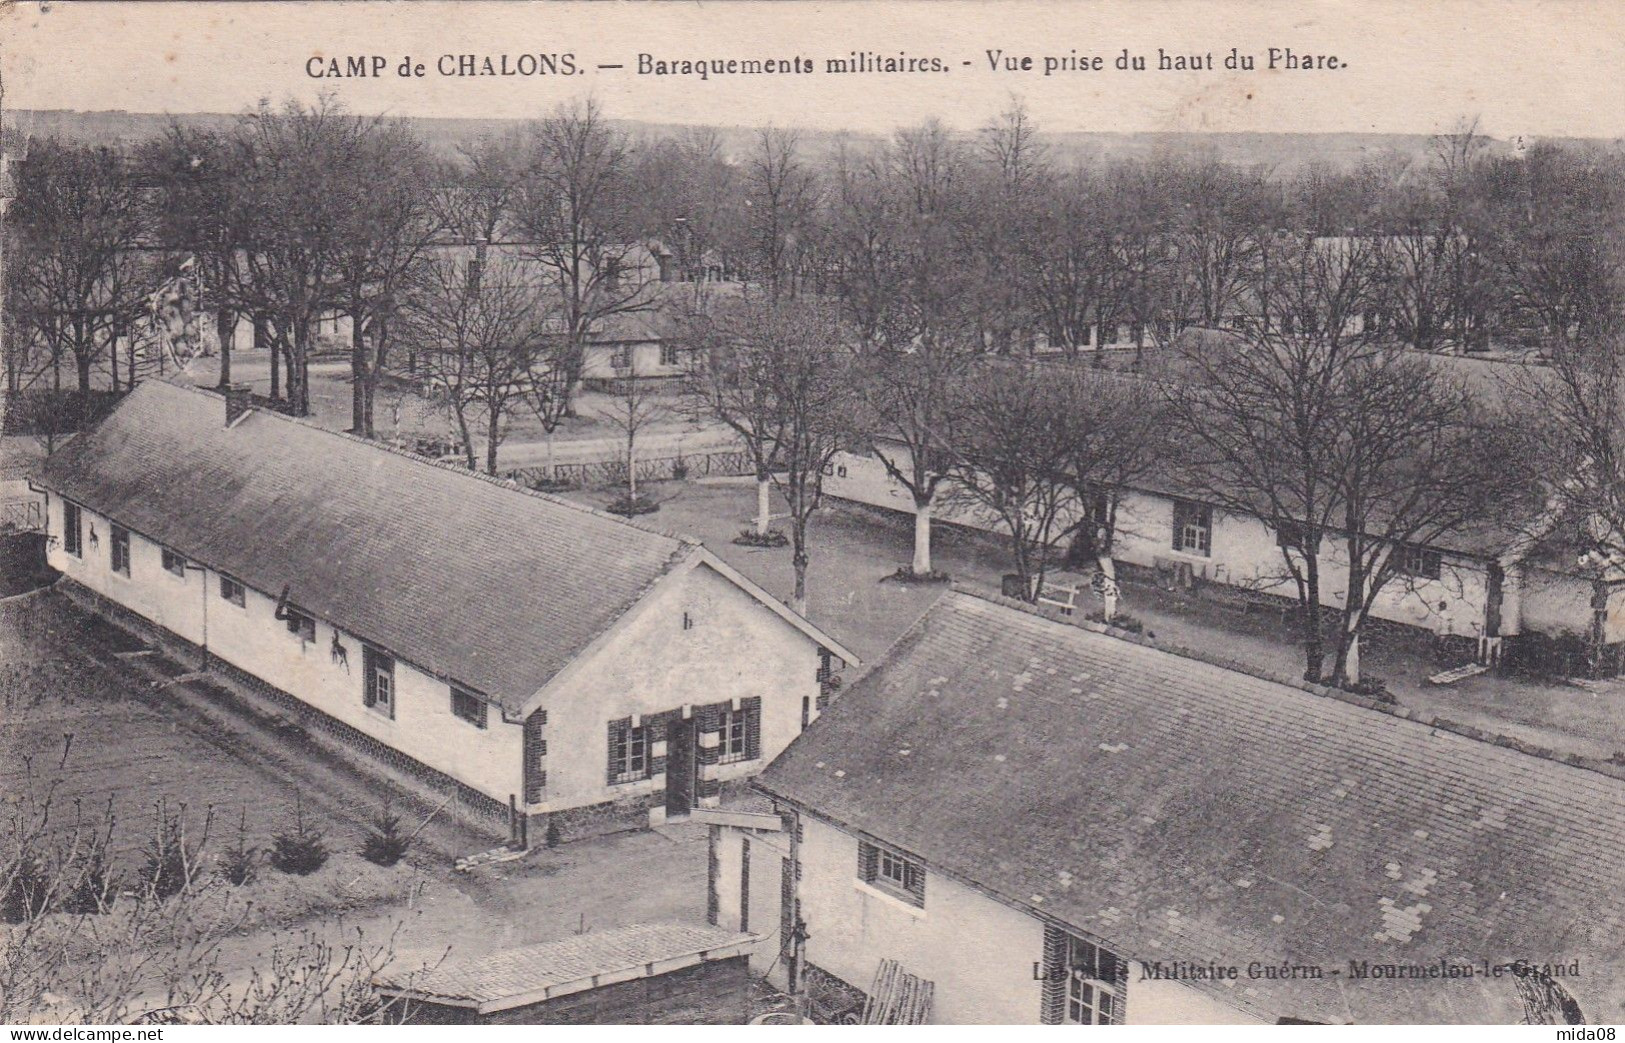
[[757, 591, 1625, 1024], [32, 381, 697, 712], [374, 922, 756, 1012]]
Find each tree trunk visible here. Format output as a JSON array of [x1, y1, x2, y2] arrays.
[[109, 326, 120, 392], [756, 473, 773, 536], [215, 309, 234, 387], [269, 327, 281, 401], [627, 426, 638, 499], [486, 402, 501, 475], [911, 500, 934, 575], [350, 311, 368, 435], [1301, 600, 1325, 684], [1097, 554, 1117, 622], [1343, 631, 1362, 685], [364, 316, 387, 439], [454, 406, 476, 471], [791, 541, 809, 617]]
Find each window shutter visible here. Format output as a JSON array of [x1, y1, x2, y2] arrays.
[[857, 840, 878, 883], [1171, 502, 1184, 550], [607, 718, 627, 785], [524, 710, 548, 804], [905, 861, 926, 905], [744, 697, 763, 760], [1040, 925, 1067, 1024]]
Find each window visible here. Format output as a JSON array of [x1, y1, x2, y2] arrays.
[[451, 686, 487, 729], [719, 700, 761, 764], [110, 525, 131, 577], [1275, 520, 1321, 555], [161, 546, 188, 577], [63, 502, 83, 557], [219, 574, 246, 607], [363, 646, 395, 718], [1064, 935, 1124, 1025], [607, 718, 650, 784], [611, 345, 632, 370], [1398, 543, 1442, 580], [284, 607, 316, 643], [1172, 500, 1212, 556], [858, 839, 925, 907], [659, 342, 680, 367]]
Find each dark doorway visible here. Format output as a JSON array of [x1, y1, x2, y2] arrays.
[[665, 716, 697, 817]]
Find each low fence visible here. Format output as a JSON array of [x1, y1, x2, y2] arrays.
[[1, 499, 43, 533], [508, 448, 753, 490]]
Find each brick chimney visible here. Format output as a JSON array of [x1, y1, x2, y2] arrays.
[[223, 383, 253, 427]]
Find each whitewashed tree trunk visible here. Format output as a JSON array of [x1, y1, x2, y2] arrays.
[[1098, 554, 1118, 622], [912, 502, 934, 575], [1345, 632, 1361, 684], [756, 476, 772, 535]]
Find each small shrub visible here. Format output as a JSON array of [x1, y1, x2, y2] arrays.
[[359, 803, 410, 868], [1088, 609, 1145, 634], [270, 795, 329, 876], [141, 800, 208, 899], [671, 458, 690, 481], [1, 852, 51, 923], [734, 528, 789, 548], [606, 494, 660, 517], [58, 850, 115, 915], [883, 566, 949, 584], [530, 477, 576, 493], [219, 807, 261, 887], [545, 816, 563, 849], [1342, 675, 1394, 703]]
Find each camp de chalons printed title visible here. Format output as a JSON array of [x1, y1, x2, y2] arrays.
[[304, 44, 1346, 82]]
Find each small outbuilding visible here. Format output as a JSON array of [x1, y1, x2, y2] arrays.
[[373, 922, 759, 1024]]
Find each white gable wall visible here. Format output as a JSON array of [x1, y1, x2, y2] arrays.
[[535, 561, 826, 813]]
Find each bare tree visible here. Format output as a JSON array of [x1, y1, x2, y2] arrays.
[[941, 362, 1076, 603], [682, 300, 786, 539], [602, 352, 671, 508], [399, 253, 556, 474], [514, 99, 655, 414], [139, 124, 248, 388], [830, 123, 983, 577], [232, 97, 376, 416], [6, 138, 148, 411], [1169, 236, 1521, 685], [943, 362, 1173, 612], [334, 123, 440, 437], [741, 127, 820, 300], [774, 300, 856, 616]]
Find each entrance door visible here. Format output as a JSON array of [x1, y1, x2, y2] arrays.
[[665, 716, 697, 817]]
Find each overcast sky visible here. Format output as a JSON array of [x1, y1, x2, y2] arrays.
[[2, 1, 1622, 140]]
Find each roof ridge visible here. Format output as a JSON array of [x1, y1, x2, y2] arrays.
[[946, 586, 1625, 788], [161, 379, 701, 547]]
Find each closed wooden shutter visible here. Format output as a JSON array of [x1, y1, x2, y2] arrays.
[[780, 856, 795, 957], [523, 710, 548, 804], [744, 697, 763, 760], [607, 718, 628, 785], [740, 836, 752, 934], [1040, 925, 1067, 1024], [857, 839, 879, 883]]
